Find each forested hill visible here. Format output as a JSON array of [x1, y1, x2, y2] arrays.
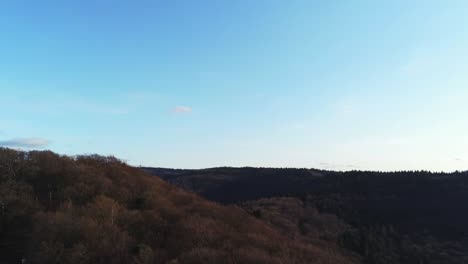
[[141, 167, 327, 202], [143, 167, 468, 264], [0, 148, 357, 264]]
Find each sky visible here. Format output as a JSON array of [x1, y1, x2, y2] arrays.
[[1, 0, 468, 171]]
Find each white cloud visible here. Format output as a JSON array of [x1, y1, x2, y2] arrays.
[[0, 137, 50, 148], [319, 162, 360, 171], [173, 106, 192, 113]]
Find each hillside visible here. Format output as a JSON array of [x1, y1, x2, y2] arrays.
[[142, 167, 326, 203], [144, 167, 468, 264], [0, 148, 358, 264]]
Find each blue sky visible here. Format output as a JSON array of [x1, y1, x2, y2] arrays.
[[1, 0, 468, 171]]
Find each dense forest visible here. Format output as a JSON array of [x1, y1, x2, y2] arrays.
[[2, 147, 467, 264], [0, 148, 357, 264], [144, 167, 468, 264]]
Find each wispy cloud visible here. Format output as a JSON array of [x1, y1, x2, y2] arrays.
[[319, 162, 360, 170], [173, 106, 192, 113], [0, 138, 50, 148]]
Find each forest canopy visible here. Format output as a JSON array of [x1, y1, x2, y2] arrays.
[[0, 148, 355, 264]]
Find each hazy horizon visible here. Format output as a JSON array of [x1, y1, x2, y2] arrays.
[[2, 1, 468, 171]]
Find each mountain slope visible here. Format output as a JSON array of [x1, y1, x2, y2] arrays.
[[144, 167, 468, 264], [142, 167, 326, 203], [0, 149, 357, 264]]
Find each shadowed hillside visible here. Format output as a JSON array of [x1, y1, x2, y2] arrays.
[[144, 167, 468, 264], [0, 148, 358, 264]]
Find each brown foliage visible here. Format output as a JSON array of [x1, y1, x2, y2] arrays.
[[0, 148, 358, 264]]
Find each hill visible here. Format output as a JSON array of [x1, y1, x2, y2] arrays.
[[0, 149, 357, 264], [143, 167, 468, 264]]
